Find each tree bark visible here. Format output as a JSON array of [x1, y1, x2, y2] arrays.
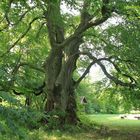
[[43, 0, 81, 125], [42, 0, 111, 125], [44, 37, 83, 125]]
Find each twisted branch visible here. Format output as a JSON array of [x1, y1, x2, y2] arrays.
[[75, 51, 136, 87], [0, 17, 41, 57]]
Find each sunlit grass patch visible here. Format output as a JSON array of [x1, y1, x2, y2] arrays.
[[28, 127, 101, 140], [84, 114, 140, 133]]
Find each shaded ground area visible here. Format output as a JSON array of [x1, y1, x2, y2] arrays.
[[28, 127, 140, 140], [1, 114, 140, 140], [27, 114, 140, 140]]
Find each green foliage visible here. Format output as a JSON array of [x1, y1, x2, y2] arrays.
[[85, 114, 140, 133], [77, 78, 140, 114], [0, 91, 21, 105], [43, 109, 68, 130], [0, 106, 44, 139], [0, 92, 44, 139], [0, 0, 140, 138]]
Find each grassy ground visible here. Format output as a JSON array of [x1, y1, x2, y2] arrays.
[[84, 114, 140, 132], [81, 114, 140, 140], [1, 114, 140, 140], [26, 114, 140, 140], [0, 126, 104, 140], [27, 114, 140, 140], [28, 128, 103, 140]]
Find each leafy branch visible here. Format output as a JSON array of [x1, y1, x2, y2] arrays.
[[0, 17, 41, 57], [75, 52, 136, 88], [0, 2, 37, 32], [55, 0, 113, 49], [12, 82, 45, 96]]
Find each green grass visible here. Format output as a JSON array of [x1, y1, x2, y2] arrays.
[[0, 127, 103, 140], [28, 128, 102, 140], [29, 114, 140, 140], [84, 114, 140, 133], [1, 114, 140, 140]]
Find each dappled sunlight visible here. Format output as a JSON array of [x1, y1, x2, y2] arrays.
[[28, 129, 101, 140], [119, 114, 140, 120], [86, 114, 140, 133]]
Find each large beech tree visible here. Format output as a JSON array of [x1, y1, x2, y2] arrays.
[[0, 0, 140, 124]]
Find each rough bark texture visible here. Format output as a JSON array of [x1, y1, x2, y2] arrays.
[[43, 0, 81, 125], [42, 0, 113, 125]]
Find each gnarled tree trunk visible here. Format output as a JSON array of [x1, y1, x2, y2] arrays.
[[42, 0, 116, 125], [43, 0, 82, 125], [44, 35, 83, 125]]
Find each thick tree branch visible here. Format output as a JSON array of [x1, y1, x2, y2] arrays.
[[33, 82, 45, 96], [46, 0, 64, 47], [12, 89, 23, 95], [55, 0, 112, 49], [97, 61, 135, 87], [84, 0, 112, 29], [80, 0, 92, 25], [98, 57, 121, 73], [75, 61, 96, 87], [12, 81, 45, 96], [99, 57, 136, 84], [75, 51, 136, 87]]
